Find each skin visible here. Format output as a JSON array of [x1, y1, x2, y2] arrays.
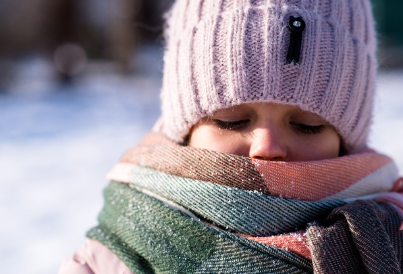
[[188, 103, 341, 162]]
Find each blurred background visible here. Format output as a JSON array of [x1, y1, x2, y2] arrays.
[[0, 1, 402, 273]]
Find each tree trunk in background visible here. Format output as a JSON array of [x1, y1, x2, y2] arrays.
[[370, 0, 403, 68], [108, 0, 142, 74]]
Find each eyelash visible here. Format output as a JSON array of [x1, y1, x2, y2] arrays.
[[212, 119, 325, 134], [212, 119, 249, 130], [290, 122, 325, 134]]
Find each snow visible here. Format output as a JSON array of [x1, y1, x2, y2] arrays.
[[0, 46, 402, 274], [371, 70, 403, 161]]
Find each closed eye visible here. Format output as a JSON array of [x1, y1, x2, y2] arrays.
[[212, 119, 250, 130], [290, 122, 325, 134]]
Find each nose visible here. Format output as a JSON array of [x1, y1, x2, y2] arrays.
[[249, 127, 287, 161]]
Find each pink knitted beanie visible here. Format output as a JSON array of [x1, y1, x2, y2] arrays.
[[160, 0, 377, 153]]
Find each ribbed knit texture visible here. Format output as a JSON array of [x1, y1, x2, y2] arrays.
[[161, 0, 377, 153]]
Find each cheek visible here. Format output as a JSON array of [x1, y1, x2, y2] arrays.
[[189, 125, 249, 155], [321, 130, 342, 157], [293, 131, 340, 160]]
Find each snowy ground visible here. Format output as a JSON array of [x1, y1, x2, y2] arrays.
[[0, 46, 402, 274]]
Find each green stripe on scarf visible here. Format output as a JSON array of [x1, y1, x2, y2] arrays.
[[126, 166, 346, 236], [87, 181, 312, 273]]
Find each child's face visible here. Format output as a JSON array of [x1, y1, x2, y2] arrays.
[[189, 103, 341, 161]]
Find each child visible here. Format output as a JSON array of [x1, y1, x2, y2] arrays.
[[59, 0, 403, 273]]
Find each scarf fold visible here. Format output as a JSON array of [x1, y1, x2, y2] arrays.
[[88, 133, 403, 274]]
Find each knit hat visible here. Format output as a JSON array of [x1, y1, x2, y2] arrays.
[[160, 0, 377, 153]]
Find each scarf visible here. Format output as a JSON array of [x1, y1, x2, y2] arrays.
[[87, 133, 403, 273]]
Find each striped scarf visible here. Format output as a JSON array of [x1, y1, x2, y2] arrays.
[[88, 133, 403, 273]]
